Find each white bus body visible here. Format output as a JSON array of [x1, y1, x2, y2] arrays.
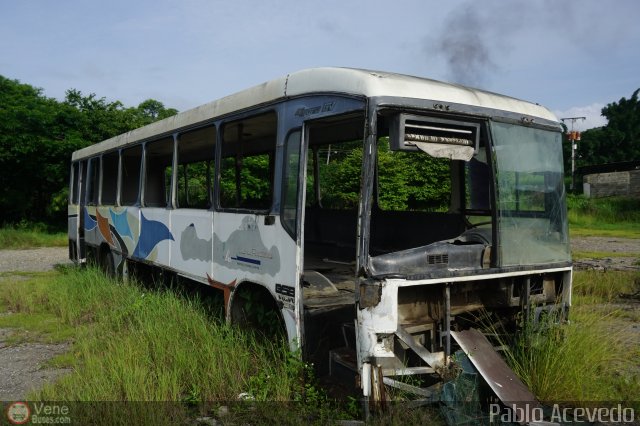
[[68, 68, 572, 404]]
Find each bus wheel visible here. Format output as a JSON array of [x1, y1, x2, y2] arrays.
[[230, 284, 286, 340], [100, 248, 115, 278]]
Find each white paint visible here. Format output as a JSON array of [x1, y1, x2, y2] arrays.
[[72, 68, 558, 161]]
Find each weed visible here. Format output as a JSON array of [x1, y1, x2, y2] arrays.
[[572, 270, 639, 304], [0, 267, 355, 423], [497, 270, 640, 406], [0, 223, 67, 249], [572, 250, 635, 260], [0, 312, 76, 344], [567, 195, 640, 237]]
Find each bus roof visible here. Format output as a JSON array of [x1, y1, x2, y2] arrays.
[[72, 67, 559, 160]]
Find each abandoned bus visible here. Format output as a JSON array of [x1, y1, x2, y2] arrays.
[[68, 68, 572, 407]]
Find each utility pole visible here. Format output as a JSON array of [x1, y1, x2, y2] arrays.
[[560, 116, 586, 192]]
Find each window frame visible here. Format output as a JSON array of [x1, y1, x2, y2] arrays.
[[216, 109, 278, 214], [281, 128, 303, 238]]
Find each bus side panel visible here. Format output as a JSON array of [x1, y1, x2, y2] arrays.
[[68, 204, 79, 260], [105, 206, 141, 259], [107, 206, 135, 256], [83, 205, 99, 254], [170, 209, 214, 281], [136, 208, 173, 268], [212, 212, 298, 343]]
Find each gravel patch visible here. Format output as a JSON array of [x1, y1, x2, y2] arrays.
[[0, 333, 71, 401], [571, 236, 640, 271], [571, 236, 640, 255], [0, 247, 74, 400], [0, 247, 72, 273]]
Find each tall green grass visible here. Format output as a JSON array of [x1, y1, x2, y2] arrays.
[[1, 266, 638, 422], [0, 222, 67, 249], [567, 195, 640, 237], [0, 268, 342, 424], [502, 270, 640, 407]]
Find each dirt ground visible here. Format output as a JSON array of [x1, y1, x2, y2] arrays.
[[0, 248, 73, 401], [0, 240, 637, 401], [571, 236, 640, 271]]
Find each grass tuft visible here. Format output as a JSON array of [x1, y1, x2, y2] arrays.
[[500, 270, 640, 408], [0, 222, 67, 249], [0, 267, 349, 424], [567, 195, 640, 238]]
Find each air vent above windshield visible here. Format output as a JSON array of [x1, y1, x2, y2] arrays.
[[390, 114, 480, 161]]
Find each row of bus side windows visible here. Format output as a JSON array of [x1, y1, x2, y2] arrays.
[[70, 112, 277, 212]]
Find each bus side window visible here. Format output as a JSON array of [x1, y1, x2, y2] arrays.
[[176, 125, 216, 209], [87, 157, 100, 206], [282, 129, 302, 236], [144, 137, 174, 208], [121, 145, 143, 206], [101, 151, 119, 205], [79, 160, 88, 206], [219, 112, 277, 211], [70, 162, 80, 204]]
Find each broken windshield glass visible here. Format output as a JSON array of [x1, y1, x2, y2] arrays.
[[491, 122, 570, 266]]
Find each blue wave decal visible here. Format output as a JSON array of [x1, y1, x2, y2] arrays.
[[133, 212, 174, 259], [110, 208, 133, 240], [83, 208, 97, 231]]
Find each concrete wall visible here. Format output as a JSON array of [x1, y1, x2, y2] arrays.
[[583, 169, 640, 198]]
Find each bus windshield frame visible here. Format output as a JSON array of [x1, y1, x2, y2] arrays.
[[491, 120, 571, 267]]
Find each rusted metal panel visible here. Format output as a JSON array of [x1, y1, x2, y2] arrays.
[[451, 328, 541, 423], [359, 280, 381, 308], [382, 377, 436, 399], [395, 325, 445, 367]]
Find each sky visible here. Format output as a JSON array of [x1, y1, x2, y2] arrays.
[[1, 0, 639, 131]]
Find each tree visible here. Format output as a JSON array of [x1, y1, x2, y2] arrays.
[[0, 76, 178, 226], [577, 88, 640, 167], [137, 99, 178, 122], [0, 77, 86, 224]]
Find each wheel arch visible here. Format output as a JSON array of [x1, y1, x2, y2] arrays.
[[228, 280, 286, 339]]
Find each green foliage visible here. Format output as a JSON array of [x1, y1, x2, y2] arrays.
[[577, 88, 640, 167], [315, 139, 451, 211], [572, 270, 639, 304], [377, 138, 451, 211], [0, 77, 85, 225], [0, 75, 177, 226], [0, 268, 360, 424], [567, 194, 640, 222], [220, 155, 272, 209], [0, 222, 67, 249], [567, 194, 640, 237], [317, 141, 363, 209]]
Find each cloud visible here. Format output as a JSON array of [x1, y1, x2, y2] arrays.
[[553, 103, 608, 130]]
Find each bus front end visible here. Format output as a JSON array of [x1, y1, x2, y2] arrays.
[[355, 108, 572, 410]]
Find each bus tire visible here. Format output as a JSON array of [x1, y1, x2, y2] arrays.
[[100, 247, 115, 278]]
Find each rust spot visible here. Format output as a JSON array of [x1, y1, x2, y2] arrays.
[[206, 274, 237, 312], [359, 280, 381, 308], [96, 210, 114, 245]]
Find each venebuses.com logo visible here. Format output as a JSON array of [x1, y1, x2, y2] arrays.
[[6, 402, 30, 425], [5, 402, 71, 424]]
